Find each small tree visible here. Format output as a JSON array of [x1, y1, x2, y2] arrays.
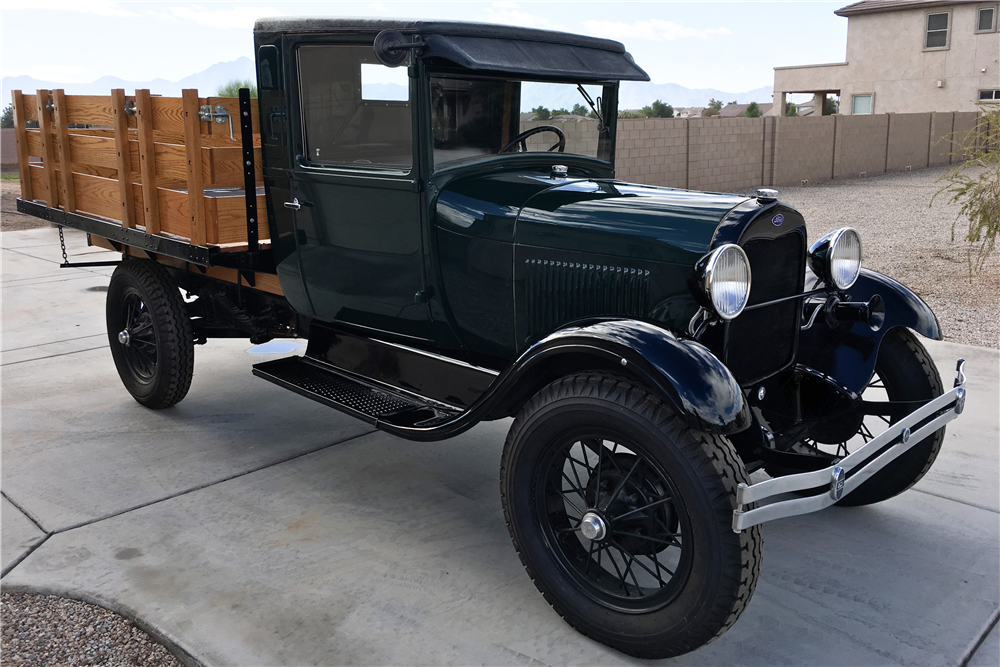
[[217, 79, 257, 98], [551, 107, 570, 117], [784, 102, 799, 117], [702, 98, 723, 116], [1, 104, 13, 129], [531, 106, 551, 120], [571, 103, 589, 116], [824, 96, 839, 115], [645, 99, 674, 118], [743, 102, 762, 118], [618, 109, 647, 119], [932, 106, 1000, 277]]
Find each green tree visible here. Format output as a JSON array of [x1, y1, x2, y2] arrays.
[[784, 102, 799, 117], [728, 100, 738, 105], [703, 98, 723, 116], [571, 103, 589, 116], [824, 96, 839, 115], [618, 109, 647, 119], [1, 104, 13, 129], [643, 99, 674, 118], [217, 79, 257, 98], [743, 101, 762, 118], [531, 106, 551, 120], [551, 107, 570, 117], [932, 106, 1000, 277]]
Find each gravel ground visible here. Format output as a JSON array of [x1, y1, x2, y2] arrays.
[[1, 180, 50, 232], [0, 593, 182, 667], [774, 166, 1000, 349]]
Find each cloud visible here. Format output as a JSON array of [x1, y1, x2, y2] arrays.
[[26, 65, 95, 83], [583, 19, 731, 42], [483, 3, 555, 29], [368, 2, 390, 13], [5, 1, 139, 17], [169, 5, 284, 29]]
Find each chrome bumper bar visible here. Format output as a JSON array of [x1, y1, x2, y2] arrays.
[[733, 359, 967, 532]]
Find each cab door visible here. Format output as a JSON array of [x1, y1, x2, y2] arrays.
[[289, 41, 431, 340]]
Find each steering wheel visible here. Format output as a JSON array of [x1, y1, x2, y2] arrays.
[[499, 125, 566, 154]]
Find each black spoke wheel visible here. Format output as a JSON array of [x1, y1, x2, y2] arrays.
[[501, 373, 762, 659], [537, 433, 693, 611], [774, 327, 945, 506], [107, 259, 194, 409]]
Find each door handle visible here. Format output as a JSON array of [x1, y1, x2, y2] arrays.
[[283, 198, 301, 210]]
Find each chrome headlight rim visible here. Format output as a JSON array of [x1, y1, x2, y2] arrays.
[[809, 227, 862, 290], [697, 243, 752, 321]]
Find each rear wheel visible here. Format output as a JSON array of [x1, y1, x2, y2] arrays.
[[107, 259, 193, 409], [501, 372, 761, 659]]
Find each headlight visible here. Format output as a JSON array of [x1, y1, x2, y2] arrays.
[[809, 227, 862, 290], [695, 244, 752, 320]]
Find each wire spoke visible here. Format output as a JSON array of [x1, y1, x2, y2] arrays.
[[602, 457, 641, 511], [612, 530, 681, 547], [612, 496, 673, 522]]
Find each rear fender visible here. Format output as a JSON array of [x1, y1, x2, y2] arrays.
[[495, 319, 750, 433], [796, 269, 941, 393]]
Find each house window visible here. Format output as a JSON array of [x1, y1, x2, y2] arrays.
[[925, 11, 950, 48], [977, 6, 998, 32], [979, 89, 1000, 101], [852, 94, 873, 115]]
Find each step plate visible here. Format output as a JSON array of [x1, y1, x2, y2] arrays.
[[253, 356, 457, 427]]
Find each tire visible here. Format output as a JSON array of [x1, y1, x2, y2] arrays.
[[835, 327, 945, 507], [106, 259, 194, 409], [500, 372, 762, 659]]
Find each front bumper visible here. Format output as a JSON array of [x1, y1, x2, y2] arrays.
[[733, 359, 968, 532]]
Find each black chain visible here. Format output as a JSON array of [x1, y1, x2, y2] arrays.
[[58, 226, 69, 265]]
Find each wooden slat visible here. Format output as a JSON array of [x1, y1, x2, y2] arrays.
[[53, 90, 76, 212], [182, 89, 207, 246], [63, 95, 115, 126], [28, 164, 46, 201], [11, 91, 33, 201], [25, 129, 44, 158], [21, 96, 38, 122], [134, 89, 160, 234], [111, 89, 137, 228], [149, 96, 185, 134], [35, 90, 59, 208], [211, 193, 270, 244], [205, 145, 263, 187], [68, 134, 118, 169], [73, 171, 121, 221], [201, 266, 284, 296]]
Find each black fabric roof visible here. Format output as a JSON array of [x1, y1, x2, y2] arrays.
[[254, 17, 650, 82]]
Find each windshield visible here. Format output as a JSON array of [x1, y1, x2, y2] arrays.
[[430, 77, 614, 168]]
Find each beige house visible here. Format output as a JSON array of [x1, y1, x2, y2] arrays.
[[772, 0, 1000, 116]]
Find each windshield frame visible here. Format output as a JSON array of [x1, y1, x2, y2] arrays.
[[424, 68, 619, 174]]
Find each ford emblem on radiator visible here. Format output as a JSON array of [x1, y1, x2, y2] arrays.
[[772, 214, 784, 226]]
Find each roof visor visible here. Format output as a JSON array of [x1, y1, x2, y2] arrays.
[[421, 34, 650, 81]]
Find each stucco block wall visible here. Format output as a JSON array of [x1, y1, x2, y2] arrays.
[[615, 118, 687, 188], [772, 116, 836, 185], [834, 114, 890, 179], [952, 111, 983, 158], [687, 117, 765, 192], [886, 113, 932, 172], [929, 112, 956, 166], [1, 128, 16, 170]]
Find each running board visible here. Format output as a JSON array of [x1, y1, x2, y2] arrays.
[[252, 356, 460, 428]]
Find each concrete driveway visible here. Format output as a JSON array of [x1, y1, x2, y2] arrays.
[[3, 227, 998, 666]]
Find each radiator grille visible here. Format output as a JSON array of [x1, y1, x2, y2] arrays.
[[525, 259, 650, 338], [725, 232, 804, 384]]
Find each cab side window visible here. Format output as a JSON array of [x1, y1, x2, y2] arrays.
[[297, 44, 412, 170]]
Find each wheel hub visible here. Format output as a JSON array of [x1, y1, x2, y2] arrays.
[[118, 329, 131, 346], [579, 511, 607, 541]]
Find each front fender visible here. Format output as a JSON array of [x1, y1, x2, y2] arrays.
[[510, 319, 751, 433], [797, 269, 941, 393]]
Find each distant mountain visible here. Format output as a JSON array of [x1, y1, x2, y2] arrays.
[[3, 57, 772, 110], [2, 57, 256, 100]]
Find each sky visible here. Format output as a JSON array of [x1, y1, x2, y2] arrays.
[[0, 1, 849, 93]]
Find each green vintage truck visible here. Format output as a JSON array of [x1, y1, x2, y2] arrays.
[[15, 18, 968, 658]]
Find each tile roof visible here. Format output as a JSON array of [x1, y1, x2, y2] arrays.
[[835, 0, 980, 17]]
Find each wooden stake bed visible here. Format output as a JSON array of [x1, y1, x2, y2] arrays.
[[11, 88, 271, 253]]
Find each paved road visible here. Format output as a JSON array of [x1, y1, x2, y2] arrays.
[[3, 227, 998, 666]]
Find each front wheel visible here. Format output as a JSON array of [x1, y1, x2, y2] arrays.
[[500, 373, 761, 659], [107, 259, 194, 409]]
